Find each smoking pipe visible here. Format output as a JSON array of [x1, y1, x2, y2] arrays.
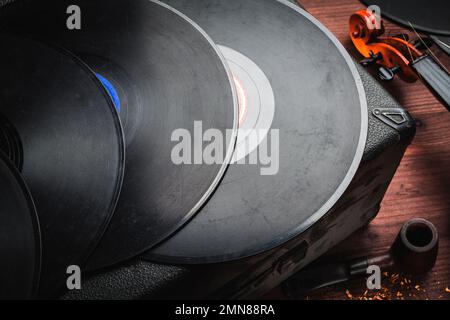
[[282, 218, 439, 296]]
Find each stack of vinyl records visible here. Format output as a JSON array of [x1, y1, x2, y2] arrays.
[[0, 0, 369, 298]]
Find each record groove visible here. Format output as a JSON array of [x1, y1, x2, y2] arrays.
[[0, 151, 41, 299]]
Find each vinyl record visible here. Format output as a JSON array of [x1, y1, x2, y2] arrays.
[[0, 0, 238, 269], [0, 35, 125, 295], [147, 0, 368, 263], [432, 36, 450, 56], [0, 152, 40, 299], [361, 0, 450, 36]]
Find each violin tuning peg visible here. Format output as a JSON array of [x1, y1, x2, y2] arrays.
[[360, 52, 382, 67], [378, 66, 401, 81]]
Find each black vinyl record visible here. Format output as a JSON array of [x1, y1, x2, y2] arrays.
[[433, 36, 450, 56], [0, 35, 125, 295], [361, 0, 450, 36], [0, 152, 40, 299], [147, 0, 368, 263], [0, 0, 238, 269]]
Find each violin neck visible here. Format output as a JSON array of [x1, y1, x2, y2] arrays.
[[412, 55, 450, 112]]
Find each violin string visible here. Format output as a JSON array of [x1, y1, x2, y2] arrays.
[[401, 33, 415, 64], [384, 20, 415, 65], [408, 21, 450, 74]]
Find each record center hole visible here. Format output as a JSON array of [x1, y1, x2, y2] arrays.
[[405, 223, 434, 248]]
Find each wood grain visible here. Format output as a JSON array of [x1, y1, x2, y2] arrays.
[[273, 0, 450, 300]]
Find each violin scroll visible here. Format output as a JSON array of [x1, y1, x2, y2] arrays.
[[350, 10, 421, 83], [350, 9, 450, 111]]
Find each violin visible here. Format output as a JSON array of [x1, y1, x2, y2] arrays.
[[350, 9, 450, 111]]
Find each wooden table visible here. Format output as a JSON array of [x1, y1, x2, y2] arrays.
[[271, 0, 450, 300]]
